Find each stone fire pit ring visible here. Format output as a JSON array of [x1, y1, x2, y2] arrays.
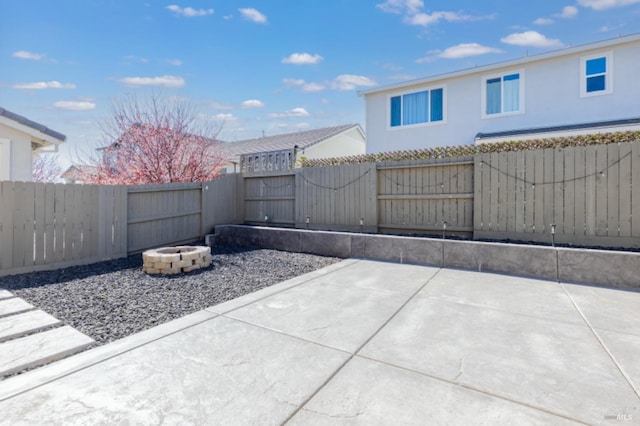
[[142, 246, 212, 275]]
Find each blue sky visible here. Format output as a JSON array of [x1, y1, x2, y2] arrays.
[[1, 0, 639, 167]]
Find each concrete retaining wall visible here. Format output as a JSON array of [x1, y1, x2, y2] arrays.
[[208, 225, 640, 290]]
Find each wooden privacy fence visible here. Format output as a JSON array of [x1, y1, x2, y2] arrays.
[[0, 182, 127, 275], [376, 158, 474, 236], [127, 174, 243, 253], [246, 141, 640, 248], [2, 140, 639, 276], [244, 157, 475, 235], [474, 141, 640, 247], [0, 175, 240, 276]]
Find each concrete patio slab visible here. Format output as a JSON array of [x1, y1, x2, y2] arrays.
[[321, 259, 439, 296], [0, 309, 217, 401], [0, 259, 638, 425], [421, 268, 584, 325], [359, 295, 638, 424], [226, 276, 413, 353], [0, 316, 350, 426], [563, 283, 640, 336], [0, 297, 33, 318], [206, 259, 359, 315], [597, 329, 640, 396], [0, 290, 13, 300], [0, 310, 61, 343], [288, 357, 578, 425], [0, 326, 94, 377]]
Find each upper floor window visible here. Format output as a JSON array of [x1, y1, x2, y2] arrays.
[[390, 86, 445, 128], [581, 52, 612, 97], [482, 71, 523, 118]]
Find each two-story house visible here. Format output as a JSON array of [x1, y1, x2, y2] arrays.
[[360, 33, 640, 152]]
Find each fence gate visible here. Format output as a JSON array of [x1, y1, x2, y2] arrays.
[[240, 148, 296, 227], [243, 174, 296, 226]]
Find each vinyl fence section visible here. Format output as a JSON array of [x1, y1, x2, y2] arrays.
[[0, 182, 127, 276], [474, 141, 640, 248]]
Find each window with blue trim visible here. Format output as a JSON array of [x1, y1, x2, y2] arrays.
[[484, 73, 520, 116], [586, 57, 606, 93], [581, 53, 612, 97], [390, 88, 444, 127]]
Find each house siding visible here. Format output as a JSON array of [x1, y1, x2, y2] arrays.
[[0, 124, 34, 182], [365, 38, 640, 153], [302, 127, 366, 160]]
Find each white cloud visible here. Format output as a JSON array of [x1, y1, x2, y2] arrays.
[[118, 75, 185, 88], [166, 5, 214, 17], [166, 58, 182, 66], [557, 5, 578, 18], [124, 55, 149, 64], [331, 74, 377, 91], [283, 78, 305, 86], [501, 31, 563, 48], [438, 43, 503, 59], [377, 1, 489, 27], [239, 8, 267, 23], [12, 50, 44, 61], [405, 10, 476, 26], [282, 53, 324, 65], [534, 17, 554, 25], [302, 82, 326, 93], [53, 101, 96, 111], [12, 81, 76, 90], [269, 107, 310, 118], [578, 0, 640, 9], [211, 101, 233, 110], [376, 0, 424, 15], [241, 99, 264, 108], [214, 113, 238, 121]]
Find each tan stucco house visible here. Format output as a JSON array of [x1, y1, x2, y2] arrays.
[[0, 107, 66, 181]]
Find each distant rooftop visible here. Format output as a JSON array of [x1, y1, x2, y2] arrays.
[[0, 107, 67, 142], [220, 124, 362, 159]]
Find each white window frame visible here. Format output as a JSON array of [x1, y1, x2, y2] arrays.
[[481, 69, 525, 119], [386, 84, 447, 130], [580, 52, 613, 98]]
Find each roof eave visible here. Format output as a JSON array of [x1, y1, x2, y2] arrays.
[[358, 33, 640, 97], [0, 108, 67, 144]]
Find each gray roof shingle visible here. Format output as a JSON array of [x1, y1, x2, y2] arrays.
[[219, 124, 361, 159], [0, 107, 67, 142]]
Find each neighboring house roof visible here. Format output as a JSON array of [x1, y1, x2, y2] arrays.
[[359, 33, 640, 96], [219, 124, 363, 161], [476, 118, 640, 140], [0, 107, 67, 146], [61, 165, 98, 181]]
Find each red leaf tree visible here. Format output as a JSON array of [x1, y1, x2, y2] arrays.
[[78, 94, 227, 185], [32, 154, 62, 183]]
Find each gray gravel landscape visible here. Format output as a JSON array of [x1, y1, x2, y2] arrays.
[[0, 245, 340, 345]]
